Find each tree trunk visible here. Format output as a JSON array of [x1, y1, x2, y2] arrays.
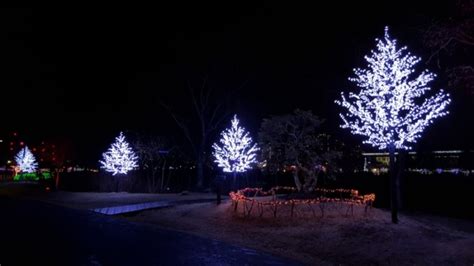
[[152, 165, 162, 193], [309, 169, 319, 192], [292, 167, 302, 192], [55, 170, 60, 190], [232, 172, 237, 190], [196, 156, 204, 189], [396, 150, 406, 209], [116, 176, 119, 192], [302, 168, 319, 192], [165, 169, 172, 191], [160, 159, 167, 192], [389, 146, 399, 224]]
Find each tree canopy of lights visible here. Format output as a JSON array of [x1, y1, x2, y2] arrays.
[[335, 27, 451, 151], [100, 132, 138, 175], [15, 146, 38, 173], [212, 115, 259, 173]]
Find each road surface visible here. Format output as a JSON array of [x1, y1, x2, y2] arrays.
[[0, 196, 299, 265]]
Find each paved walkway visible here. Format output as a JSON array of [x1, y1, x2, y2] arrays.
[[0, 196, 299, 265], [90, 198, 218, 215], [91, 201, 172, 215]]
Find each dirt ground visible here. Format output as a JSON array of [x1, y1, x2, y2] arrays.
[[126, 200, 474, 265]]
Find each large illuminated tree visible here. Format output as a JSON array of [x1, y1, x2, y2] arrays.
[[212, 115, 259, 186], [336, 27, 451, 223], [100, 132, 138, 175], [15, 146, 38, 173]]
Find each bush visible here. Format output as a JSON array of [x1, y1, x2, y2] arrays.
[[14, 172, 52, 181]]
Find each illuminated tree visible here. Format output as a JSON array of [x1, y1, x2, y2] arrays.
[[212, 115, 259, 185], [336, 27, 451, 223], [100, 132, 138, 175], [15, 146, 38, 173]]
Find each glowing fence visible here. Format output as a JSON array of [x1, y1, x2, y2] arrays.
[[229, 186, 376, 218]]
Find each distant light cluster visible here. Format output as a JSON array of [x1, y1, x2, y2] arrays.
[[212, 115, 259, 173], [100, 132, 138, 175], [15, 146, 38, 173], [335, 27, 451, 150]]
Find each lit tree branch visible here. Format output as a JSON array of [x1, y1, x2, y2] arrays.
[[100, 132, 138, 175], [15, 146, 38, 173], [212, 115, 259, 173], [336, 27, 451, 150]]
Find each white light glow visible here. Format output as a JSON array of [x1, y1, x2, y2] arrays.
[[15, 146, 38, 173], [100, 132, 138, 175], [335, 27, 451, 150], [212, 115, 259, 173]]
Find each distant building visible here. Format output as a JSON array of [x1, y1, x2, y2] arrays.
[[362, 150, 474, 175]]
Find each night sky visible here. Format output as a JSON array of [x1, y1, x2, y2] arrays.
[[1, 2, 471, 165]]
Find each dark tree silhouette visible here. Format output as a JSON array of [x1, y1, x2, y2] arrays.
[[162, 76, 235, 189], [423, 0, 474, 96], [132, 134, 178, 193], [259, 109, 341, 192]]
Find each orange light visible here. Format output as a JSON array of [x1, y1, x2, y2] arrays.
[[229, 186, 375, 218]]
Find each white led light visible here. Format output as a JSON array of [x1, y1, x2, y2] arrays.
[[335, 27, 451, 150], [15, 146, 38, 173], [212, 115, 259, 173], [100, 132, 138, 175]]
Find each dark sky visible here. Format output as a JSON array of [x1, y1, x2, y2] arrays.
[[0, 2, 470, 165]]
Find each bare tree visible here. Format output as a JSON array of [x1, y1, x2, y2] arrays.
[[49, 138, 74, 190], [259, 110, 341, 192], [133, 134, 176, 193], [162, 76, 241, 188], [423, 0, 474, 95]]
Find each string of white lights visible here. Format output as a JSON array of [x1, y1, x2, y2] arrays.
[[335, 27, 451, 150], [15, 146, 38, 173], [100, 132, 138, 175], [212, 115, 259, 173]]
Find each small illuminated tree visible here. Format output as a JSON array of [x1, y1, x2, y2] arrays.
[[15, 146, 38, 173], [336, 27, 451, 223], [212, 115, 259, 187], [100, 132, 138, 176]]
